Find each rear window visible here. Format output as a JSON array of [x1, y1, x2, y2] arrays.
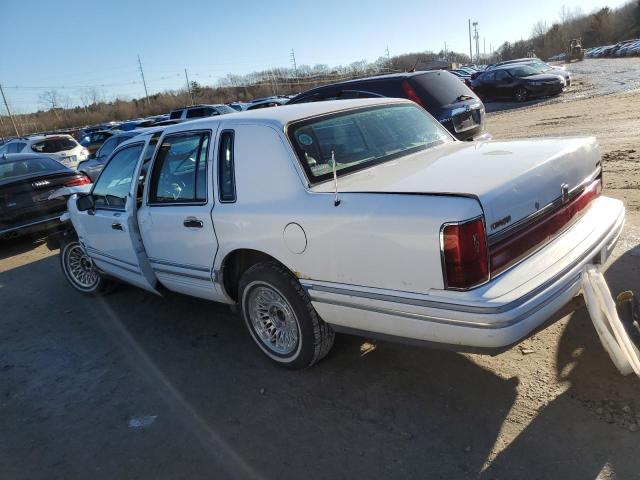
[[169, 109, 184, 120], [288, 104, 451, 184], [31, 137, 78, 153], [215, 105, 235, 115], [0, 157, 67, 181], [410, 71, 477, 108]]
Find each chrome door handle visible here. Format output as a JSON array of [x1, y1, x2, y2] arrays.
[[183, 217, 204, 228], [111, 222, 123, 231]]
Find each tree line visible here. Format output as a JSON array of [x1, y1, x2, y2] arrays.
[[498, 1, 640, 60], [2, 1, 639, 138]]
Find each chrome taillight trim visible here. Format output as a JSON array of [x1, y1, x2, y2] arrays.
[[439, 214, 490, 291]]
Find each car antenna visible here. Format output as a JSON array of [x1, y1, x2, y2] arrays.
[[331, 150, 341, 207]]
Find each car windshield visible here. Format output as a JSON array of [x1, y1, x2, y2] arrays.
[[0, 156, 67, 181], [508, 65, 540, 78], [288, 103, 452, 184]]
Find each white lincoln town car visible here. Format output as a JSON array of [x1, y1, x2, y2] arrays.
[[52, 98, 625, 368]]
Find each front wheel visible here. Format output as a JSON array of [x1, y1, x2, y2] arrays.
[[514, 86, 529, 102], [238, 261, 335, 369], [60, 239, 115, 295]]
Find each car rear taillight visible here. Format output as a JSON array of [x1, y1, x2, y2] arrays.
[[64, 174, 91, 187], [441, 217, 489, 290], [401, 79, 424, 107], [489, 178, 602, 275]]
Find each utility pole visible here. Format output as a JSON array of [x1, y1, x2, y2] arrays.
[[472, 22, 479, 63], [0, 84, 19, 137], [185, 69, 194, 105], [137, 55, 150, 106], [483, 38, 486, 59], [468, 19, 473, 63], [290, 49, 298, 78], [444, 42, 447, 61], [385, 45, 391, 67]]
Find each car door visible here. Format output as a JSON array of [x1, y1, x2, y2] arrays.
[[493, 70, 515, 98], [473, 71, 493, 98], [137, 128, 220, 300], [71, 141, 158, 293]]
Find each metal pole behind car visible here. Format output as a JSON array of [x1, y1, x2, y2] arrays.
[[0, 84, 20, 136]]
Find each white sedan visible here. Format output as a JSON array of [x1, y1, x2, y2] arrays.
[[53, 98, 625, 368], [0, 134, 88, 169]]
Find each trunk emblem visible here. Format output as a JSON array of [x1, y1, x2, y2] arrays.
[[561, 183, 570, 203], [32, 180, 51, 187], [490, 215, 512, 230]]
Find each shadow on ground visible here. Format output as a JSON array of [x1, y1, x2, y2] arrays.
[[0, 241, 639, 479]]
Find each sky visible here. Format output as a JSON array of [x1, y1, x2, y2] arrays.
[[0, 0, 630, 113]]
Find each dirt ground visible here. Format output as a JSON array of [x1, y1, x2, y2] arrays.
[[1, 61, 640, 479]]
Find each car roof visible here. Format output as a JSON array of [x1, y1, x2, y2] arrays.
[[0, 152, 58, 162], [162, 98, 413, 132]]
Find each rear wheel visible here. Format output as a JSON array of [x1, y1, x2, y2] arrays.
[[514, 86, 529, 102], [60, 239, 115, 295], [238, 261, 335, 369]]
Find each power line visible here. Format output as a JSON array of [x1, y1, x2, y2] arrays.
[[137, 55, 150, 106]]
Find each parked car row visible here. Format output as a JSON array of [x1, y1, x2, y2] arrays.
[[548, 38, 640, 61], [585, 39, 640, 58]]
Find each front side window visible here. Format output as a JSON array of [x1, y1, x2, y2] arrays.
[[288, 104, 452, 184], [92, 144, 144, 210], [218, 130, 235, 202], [148, 132, 210, 204], [97, 137, 118, 159]]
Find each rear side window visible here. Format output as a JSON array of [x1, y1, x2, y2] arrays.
[[410, 71, 477, 109], [169, 109, 184, 120], [92, 144, 144, 210], [149, 132, 210, 204], [31, 137, 78, 153], [218, 130, 235, 202]]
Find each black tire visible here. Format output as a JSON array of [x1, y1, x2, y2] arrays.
[[238, 261, 335, 369], [514, 86, 529, 102], [60, 238, 116, 295]]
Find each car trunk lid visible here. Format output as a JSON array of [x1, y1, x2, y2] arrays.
[[310, 137, 601, 239]]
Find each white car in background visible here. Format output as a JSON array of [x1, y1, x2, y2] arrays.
[[54, 99, 624, 369], [0, 134, 88, 169]]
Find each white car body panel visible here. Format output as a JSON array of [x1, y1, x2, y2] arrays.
[[66, 98, 625, 350]]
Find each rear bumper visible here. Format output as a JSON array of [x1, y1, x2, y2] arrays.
[[304, 196, 625, 349], [0, 214, 66, 238]]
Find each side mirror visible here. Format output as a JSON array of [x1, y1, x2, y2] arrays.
[[76, 194, 95, 212]]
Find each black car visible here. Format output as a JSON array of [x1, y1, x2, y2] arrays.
[[470, 65, 565, 102], [0, 154, 91, 239], [287, 71, 486, 141], [78, 130, 142, 181]]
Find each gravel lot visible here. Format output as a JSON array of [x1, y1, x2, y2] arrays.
[[1, 58, 639, 480]]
